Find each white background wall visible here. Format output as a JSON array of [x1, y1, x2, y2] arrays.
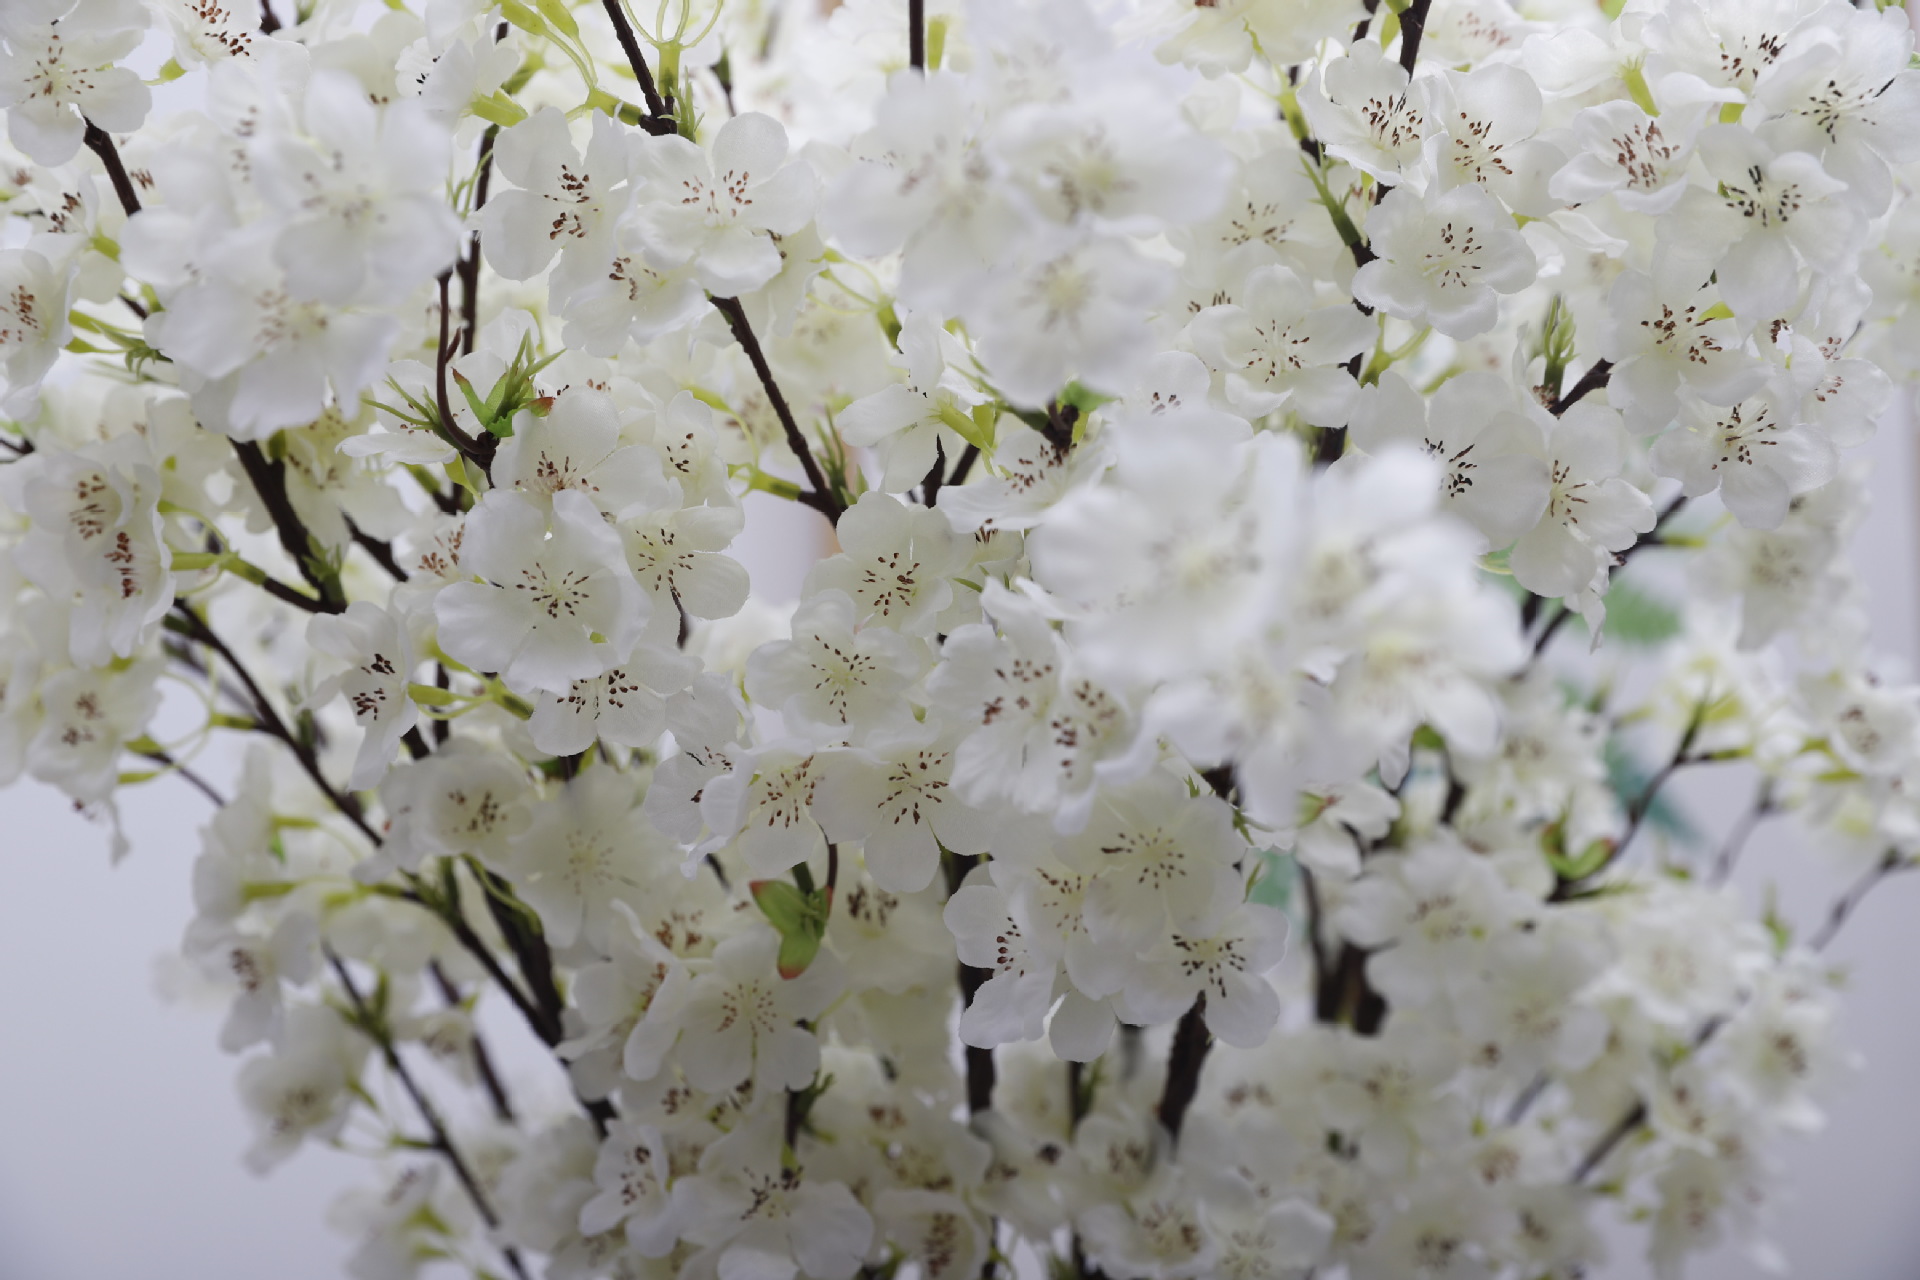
[[3, 438, 1920, 1279]]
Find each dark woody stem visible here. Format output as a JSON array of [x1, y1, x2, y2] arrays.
[[710, 295, 845, 519], [229, 439, 348, 612], [458, 125, 500, 358], [1397, 0, 1436, 75], [327, 949, 531, 1280], [1529, 493, 1689, 658], [167, 608, 594, 1137], [429, 960, 517, 1123], [1551, 359, 1614, 415], [1156, 997, 1211, 1141], [1572, 850, 1911, 1184], [83, 119, 142, 218], [600, 0, 678, 133], [944, 852, 997, 1116], [168, 602, 375, 843], [433, 271, 494, 471]]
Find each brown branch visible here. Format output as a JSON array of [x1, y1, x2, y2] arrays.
[[1574, 851, 1912, 1184], [433, 272, 493, 470], [348, 518, 407, 582], [1353, 0, 1382, 42], [945, 852, 996, 1115], [458, 124, 499, 358], [327, 950, 529, 1280], [711, 295, 842, 519], [1397, 0, 1435, 75], [1550, 359, 1614, 416], [1808, 849, 1907, 953], [1708, 782, 1775, 886], [169, 604, 378, 845], [599, 0, 677, 133], [1156, 997, 1211, 1142], [1531, 493, 1688, 657], [948, 442, 979, 489], [229, 439, 347, 611], [429, 961, 516, 1123], [131, 748, 227, 806], [83, 120, 141, 218], [1299, 865, 1332, 1009]]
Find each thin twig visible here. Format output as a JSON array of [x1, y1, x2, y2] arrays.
[[945, 852, 996, 1115], [169, 604, 378, 845], [710, 295, 842, 519], [947, 442, 979, 489], [1353, 0, 1382, 42], [1397, 0, 1436, 75], [229, 440, 347, 611], [132, 748, 227, 806], [1531, 494, 1688, 658], [1552, 701, 1707, 902], [429, 961, 516, 1123], [348, 519, 408, 582], [1550, 359, 1614, 416], [1573, 851, 1912, 1183], [599, 0, 676, 131], [433, 272, 492, 469], [1299, 864, 1332, 1010], [82, 120, 141, 218], [458, 125, 500, 358], [1157, 997, 1211, 1142], [1808, 850, 1907, 953], [1708, 783, 1775, 886], [920, 437, 948, 508], [327, 950, 529, 1280]]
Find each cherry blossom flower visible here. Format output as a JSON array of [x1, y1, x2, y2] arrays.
[[434, 489, 651, 695], [631, 112, 816, 296], [307, 602, 421, 791], [0, 0, 150, 166], [1353, 183, 1537, 339], [746, 589, 929, 744]]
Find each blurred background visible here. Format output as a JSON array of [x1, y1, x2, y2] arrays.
[[4, 430, 1920, 1280]]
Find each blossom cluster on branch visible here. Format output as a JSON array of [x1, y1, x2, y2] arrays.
[[5, 0, 1920, 1277]]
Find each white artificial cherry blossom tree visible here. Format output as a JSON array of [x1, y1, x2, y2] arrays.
[[5, 0, 1920, 1278]]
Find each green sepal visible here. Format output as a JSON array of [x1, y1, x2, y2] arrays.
[[937, 401, 995, 453], [472, 92, 530, 129], [926, 16, 949, 70], [534, 0, 579, 40], [497, 0, 548, 39]]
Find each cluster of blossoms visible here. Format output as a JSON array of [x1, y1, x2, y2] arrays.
[[9, 0, 1920, 1277]]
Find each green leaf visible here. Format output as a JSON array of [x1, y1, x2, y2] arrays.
[[751, 878, 832, 978], [750, 879, 812, 935], [776, 928, 824, 981], [1601, 582, 1682, 649], [1248, 849, 1294, 910]]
